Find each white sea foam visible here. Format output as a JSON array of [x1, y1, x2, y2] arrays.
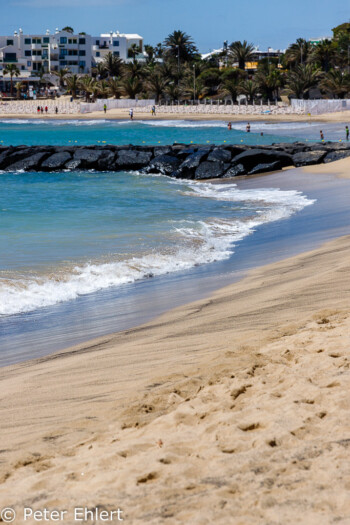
[[0, 181, 315, 316]]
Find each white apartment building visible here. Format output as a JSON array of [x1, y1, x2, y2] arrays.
[[92, 32, 144, 64], [0, 28, 144, 80]]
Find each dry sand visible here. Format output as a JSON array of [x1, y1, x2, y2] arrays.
[[1, 159, 350, 524], [1, 108, 350, 122]]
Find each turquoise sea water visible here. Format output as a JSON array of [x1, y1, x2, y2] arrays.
[[2, 118, 342, 364]]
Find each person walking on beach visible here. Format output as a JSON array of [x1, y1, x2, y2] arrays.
[[320, 130, 324, 141], [104, 103, 107, 114], [45, 106, 48, 114], [346, 125, 349, 141], [55, 106, 58, 115], [37, 106, 40, 114], [246, 122, 251, 133], [129, 108, 134, 121], [151, 105, 156, 116]]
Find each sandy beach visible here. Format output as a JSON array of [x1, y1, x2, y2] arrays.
[[0, 157, 350, 523], [1, 106, 350, 123]]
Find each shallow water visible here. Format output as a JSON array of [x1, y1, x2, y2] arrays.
[[0, 119, 349, 365]]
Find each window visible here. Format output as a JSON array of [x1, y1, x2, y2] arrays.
[[68, 49, 78, 56], [25, 50, 31, 57], [4, 52, 17, 61], [60, 60, 67, 65], [60, 48, 68, 55], [113, 40, 119, 47], [79, 61, 86, 68], [60, 37, 67, 44], [79, 49, 86, 56], [24, 38, 31, 45], [96, 51, 100, 57], [6, 39, 14, 46], [79, 38, 86, 45], [32, 38, 42, 44], [68, 38, 77, 44], [43, 37, 50, 44], [113, 51, 120, 57], [27, 60, 31, 67], [21, 65, 25, 70], [95, 40, 100, 45]]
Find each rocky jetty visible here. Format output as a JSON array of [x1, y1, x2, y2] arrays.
[[0, 141, 349, 179]]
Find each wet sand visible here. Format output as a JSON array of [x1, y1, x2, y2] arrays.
[[1, 158, 350, 524]]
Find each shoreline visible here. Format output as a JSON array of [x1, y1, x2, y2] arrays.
[[1, 158, 350, 522], [0, 108, 350, 122]]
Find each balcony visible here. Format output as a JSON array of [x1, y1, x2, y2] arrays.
[[31, 44, 42, 50]]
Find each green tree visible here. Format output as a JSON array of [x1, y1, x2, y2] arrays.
[[108, 77, 121, 99], [286, 64, 322, 99], [103, 52, 124, 78], [119, 77, 143, 99], [128, 44, 141, 59], [285, 38, 313, 66], [228, 40, 255, 70], [320, 70, 350, 99], [65, 74, 80, 98], [239, 79, 259, 102], [309, 39, 336, 72], [163, 30, 198, 63], [78, 75, 96, 101], [145, 69, 169, 102], [62, 26, 74, 33], [52, 67, 70, 89], [3, 63, 20, 96]]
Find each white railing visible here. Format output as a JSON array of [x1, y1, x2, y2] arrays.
[[80, 99, 155, 113], [291, 99, 350, 115], [0, 99, 81, 115]]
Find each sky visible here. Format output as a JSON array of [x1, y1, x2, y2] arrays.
[[0, 0, 348, 53]]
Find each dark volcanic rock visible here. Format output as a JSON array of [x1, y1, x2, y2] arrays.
[[223, 164, 246, 178], [232, 149, 293, 170], [248, 161, 283, 175], [41, 151, 72, 170], [154, 146, 172, 157], [293, 150, 327, 167], [195, 161, 226, 180], [73, 148, 104, 167], [174, 150, 209, 178], [148, 154, 180, 175], [115, 149, 152, 170], [65, 159, 82, 170], [323, 150, 350, 163], [207, 148, 231, 163], [97, 151, 116, 170], [116, 149, 152, 169], [5, 152, 49, 171]]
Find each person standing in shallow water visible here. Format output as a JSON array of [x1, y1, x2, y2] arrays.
[[246, 122, 251, 133], [320, 130, 324, 141], [346, 126, 349, 141]]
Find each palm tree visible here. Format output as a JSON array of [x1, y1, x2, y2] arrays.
[[308, 39, 336, 72], [52, 67, 70, 89], [255, 64, 283, 100], [15, 81, 25, 99], [219, 78, 241, 103], [91, 62, 108, 80], [320, 70, 350, 99], [128, 43, 141, 59], [108, 77, 121, 99], [144, 45, 155, 64], [286, 64, 322, 99], [118, 77, 142, 99], [103, 52, 124, 77], [285, 38, 312, 66], [145, 70, 169, 102], [239, 79, 259, 102], [3, 64, 20, 96], [65, 74, 80, 98], [96, 80, 110, 98], [78, 75, 96, 101], [228, 41, 255, 70], [163, 30, 198, 62], [123, 60, 144, 80]]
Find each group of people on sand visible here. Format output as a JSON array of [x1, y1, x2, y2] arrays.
[[36, 106, 59, 115]]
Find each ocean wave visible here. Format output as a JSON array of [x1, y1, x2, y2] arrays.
[[0, 182, 315, 316]]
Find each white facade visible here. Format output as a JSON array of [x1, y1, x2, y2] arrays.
[[92, 32, 144, 64]]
